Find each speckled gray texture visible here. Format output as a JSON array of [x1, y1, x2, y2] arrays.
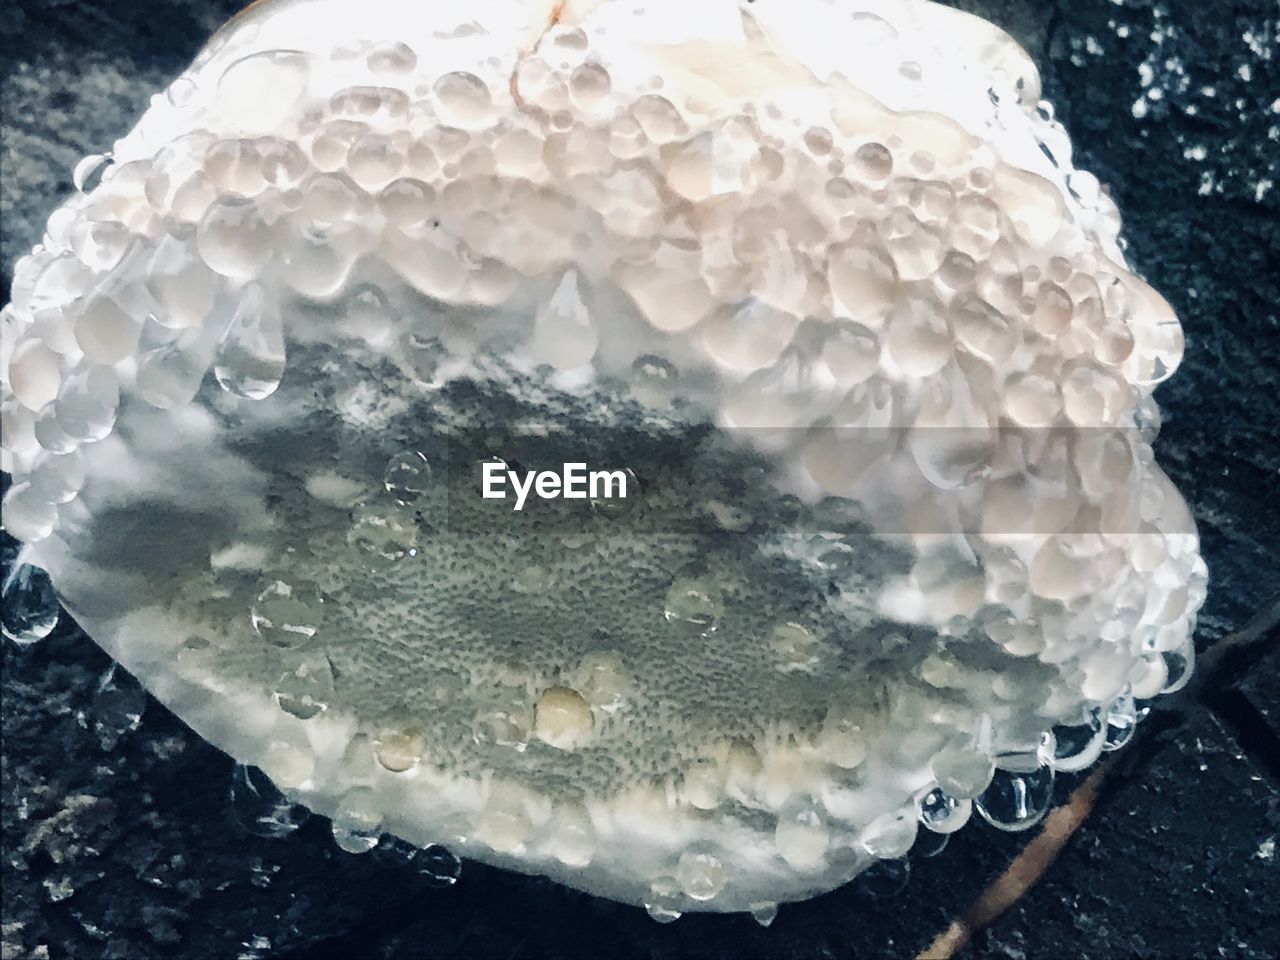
[[2, 0, 1278, 957]]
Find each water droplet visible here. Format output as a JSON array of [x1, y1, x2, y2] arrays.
[[750, 902, 779, 927], [73, 153, 113, 193], [975, 756, 1055, 832], [374, 728, 425, 772], [532, 269, 597, 370], [230, 764, 310, 838], [854, 857, 910, 899], [1161, 642, 1194, 694], [1102, 686, 1138, 751], [587, 466, 638, 519], [347, 502, 419, 560], [166, 76, 197, 107], [55, 365, 119, 442], [367, 41, 418, 77], [414, 844, 461, 886], [910, 828, 950, 858], [931, 745, 995, 799], [384, 450, 431, 505], [1, 482, 59, 542], [918, 787, 972, 834], [135, 328, 217, 409], [400, 331, 443, 384], [28, 451, 86, 504], [676, 848, 725, 902], [197, 198, 274, 280], [251, 579, 324, 648], [331, 787, 383, 854], [769, 621, 823, 673], [1, 561, 60, 645], [663, 570, 723, 636], [433, 72, 493, 127], [630, 354, 678, 408], [92, 663, 147, 750], [861, 808, 918, 859], [1051, 706, 1106, 772], [214, 282, 286, 399], [274, 654, 334, 719]]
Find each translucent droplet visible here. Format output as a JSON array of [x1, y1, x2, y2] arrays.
[[400, 331, 443, 384], [384, 451, 431, 505], [331, 788, 383, 854], [975, 756, 1055, 832], [342, 284, 394, 344], [214, 282, 286, 399], [853, 857, 910, 899], [676, 848, 725, 902], [197, 198, 274, 280], [861, 808, 918, 859], [918, 787, 972, 834], [367, 41, 418, 77], [1051, 706, 1106, 772], [630, 354, 678, 408], [1161, 642, 1194, 694], [2, 482, 59, 543], [662, 571, 723, 636], [251, 579, 324, 648], [587, 466, 638, 518], [28, 451, 86, 505], [91, 663, 147, 750], [55, 365, 119, 442], [1102, 687, 1138, 752], [347, 502, 419, 560], [1, 562, 60, 645], [274, 654, 334, 719], [229, 764, 310, 838], [135, 328, 217, 409], [374, 728, 425, 772], [413, 844, 461, 886], [532, 269, 597, 370], [931, 745, 995, 799], [433, 72, 493, 127], [750, 902, 779, 927], [910, 828, 949, 859], [73, 153, 113, 193], [769, 621, 823, 673]]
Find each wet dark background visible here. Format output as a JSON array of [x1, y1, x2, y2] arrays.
[[1, 1, 1278, 957]]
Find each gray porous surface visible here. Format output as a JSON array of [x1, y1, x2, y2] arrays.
[[1, 0, 1278, 957]]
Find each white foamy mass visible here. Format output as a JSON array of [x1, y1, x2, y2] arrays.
[[1, 0, 1205, 918]]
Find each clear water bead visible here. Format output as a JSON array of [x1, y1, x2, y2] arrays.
[[975, 756, 1055, 832], [91, 663, 147, 750], [73, 153, 113, 193], [274, 653, 334, 719], [1102, 687, 1139, 751], [331, 788, 383, 854], [861, 808, 918, 859], [1, 561, 60, 645], [384, 451, 432, 505], [414, 844, 462, 887], [250, 579, 324, 648], [918, 787, 972, 834], [347, 502, 419, 560], [662, 571, 723, 636], [1051, 706, 1107, 772], [229, 764, 310, 838], [214, 283, 287, 399], [931, 745, 996, 799], [750, 902, 779, 927]]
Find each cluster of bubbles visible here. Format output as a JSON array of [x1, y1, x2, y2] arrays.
[[0, 0, 1206, 918]]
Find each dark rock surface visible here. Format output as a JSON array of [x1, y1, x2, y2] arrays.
[[2, 0, 1277, 957]]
